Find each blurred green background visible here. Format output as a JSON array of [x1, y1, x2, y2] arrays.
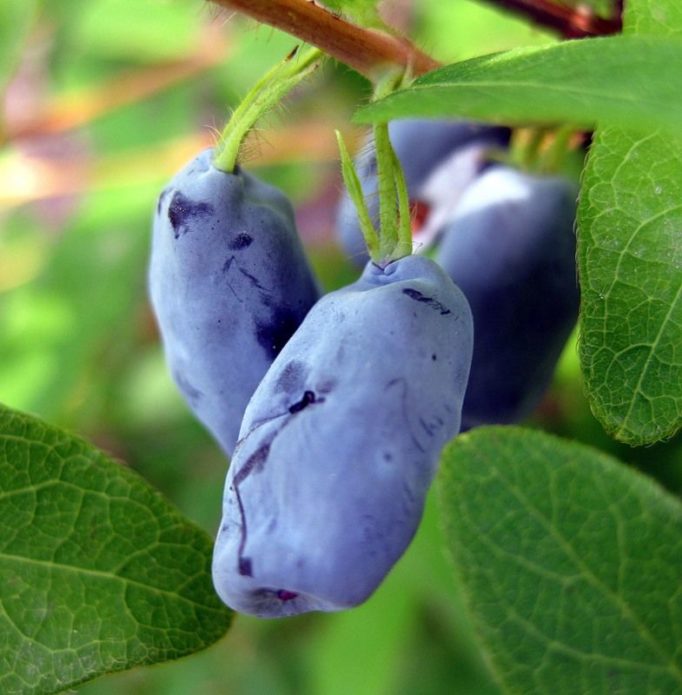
[[1, 1, 678, 693]]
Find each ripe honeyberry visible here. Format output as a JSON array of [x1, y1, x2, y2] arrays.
[[436, 165, 579, 429], [149, 149, 320, 456], [212, 255, 473, 617]]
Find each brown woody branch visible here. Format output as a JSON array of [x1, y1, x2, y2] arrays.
[[485, 0, 622, 38], [209, 0, 439, 79], [210, 0, 622, 80]]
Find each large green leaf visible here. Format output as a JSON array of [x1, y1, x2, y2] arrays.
[[0, 405, 231, 695], [625, 1, 682, 34], [577, 0, 682, 445], [578, 128, 682, 444], [355, 36, 682, 136], [437, 427, 682, 694]]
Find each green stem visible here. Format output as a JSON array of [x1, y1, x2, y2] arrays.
[[539, 125, 574, 173], [510, 127, 546, 171], [213, 46, 323, 173], [336, 130, 380, 260], [335, 69, 413, 266], [391, 144, 412, 260], [371, 69, 411, 263], [374, 122, 399, 260]]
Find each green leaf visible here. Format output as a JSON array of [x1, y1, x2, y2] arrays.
[[624, 0, 682, 35], [0, 405, 231, 695], [577, 128, 682, 444], [355, 36, 682, 136], [0, 0, 36, 95], [577, 0, 682, 445], [437, 426, 682, 694]]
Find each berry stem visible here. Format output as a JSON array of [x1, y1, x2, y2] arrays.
[[336, 130, 381, 260], [510, 128, 546, 172], [336, 70, 413, 266], [480, 0, 622, 37], [372, 71, 412, 263], [538, 125, 575, 173], [391, 145, 413, 260], [209, 0, 439, 79], [214, 47, 322, 173], [374, 122, 399, 259]]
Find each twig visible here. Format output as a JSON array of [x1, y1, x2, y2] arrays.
[[209, 0, 439, 79], [4, 25, 231, 142], [484, 0, 622, 38]]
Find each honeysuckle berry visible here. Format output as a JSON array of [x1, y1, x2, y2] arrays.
[[212, 255, 473, 617], [149, 149, 320, 456]]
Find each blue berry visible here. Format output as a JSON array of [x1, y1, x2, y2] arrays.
[[436, 165, 579, 429], [149, 149, 320, 455], [212, 255, 473, 617]]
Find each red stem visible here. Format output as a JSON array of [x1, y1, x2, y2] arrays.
[[485, 0, 622, 38], [210, 0, 439, 79], [210, 0, 622, 78]]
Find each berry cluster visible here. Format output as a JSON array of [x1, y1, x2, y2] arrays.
[[149, 119, 578, 618], [338, 121, 579, 429]]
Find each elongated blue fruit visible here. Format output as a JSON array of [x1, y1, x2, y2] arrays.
[[149, 149, 320, 456], [436, 165, 579, 430], [212, 255, 473, 617], [336, 119, 511, 264]]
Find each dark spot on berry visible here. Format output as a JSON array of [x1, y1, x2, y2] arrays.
[[419, 416, 442, 437], [234, 443, 271, 485], [402, 288, 451, 315], [276, 360, 308, 394], [168, 191, 214, 239], [230, 233, 253, 250], [432, 353, 437, 361], [256, 308, 300, 360], [222, 256, 235, 274], [239, 265, 266, 290], [234, 442, 272, 578], [276, 590, 298, 602], [289, 390, 317, 414]]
